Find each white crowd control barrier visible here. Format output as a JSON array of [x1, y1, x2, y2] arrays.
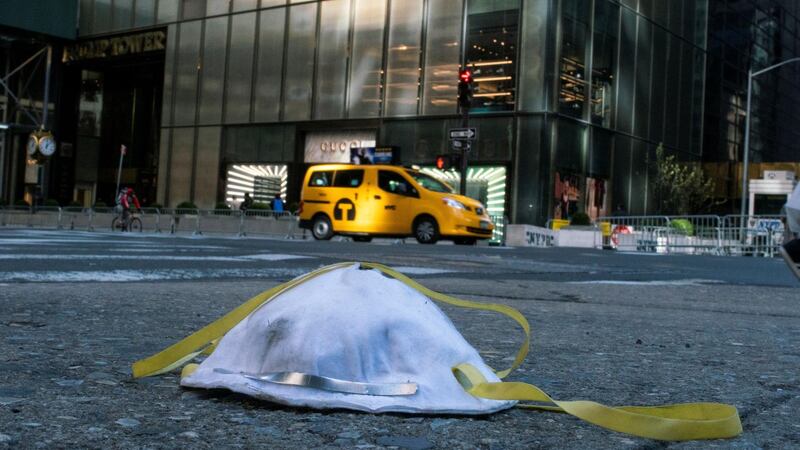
[[0, 206, 303, 239], [597, 214, 786, 256], [0, 206, 789, 255]]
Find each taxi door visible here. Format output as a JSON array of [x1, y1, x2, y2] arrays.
[[329, 168, 369, 233], [375, 169, 417, 234]]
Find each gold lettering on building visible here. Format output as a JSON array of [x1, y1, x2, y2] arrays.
[[62, 31, 167, 63]]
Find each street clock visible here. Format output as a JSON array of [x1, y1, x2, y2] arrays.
[[27, 130, 56, 161]]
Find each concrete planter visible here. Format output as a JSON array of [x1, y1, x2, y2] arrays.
[[506, 224, 555, 247], [555, 226, 600, 248]]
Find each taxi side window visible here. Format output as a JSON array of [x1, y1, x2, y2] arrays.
[[309, 171, 334, 187], [378, 170, 418, 197], [333, 170, 364, 188]]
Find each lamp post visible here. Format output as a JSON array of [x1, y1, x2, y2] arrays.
[[740, 57, 800, 223]]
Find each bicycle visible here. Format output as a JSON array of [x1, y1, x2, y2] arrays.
[[112, 210, 143, 232]]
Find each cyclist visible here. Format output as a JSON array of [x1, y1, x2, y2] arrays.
[[117, 187, 141, 231]]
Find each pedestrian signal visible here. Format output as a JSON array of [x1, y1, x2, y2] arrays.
[[435, 155, 461, 171]]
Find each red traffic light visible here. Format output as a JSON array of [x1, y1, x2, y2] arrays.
[[435, 155, 447, 170], [459, 69, 472, 83]]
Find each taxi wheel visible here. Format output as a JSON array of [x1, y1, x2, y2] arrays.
[[414, 217, 439, 244], [312, 215, 334, 240], [454, 237, 476, 246]]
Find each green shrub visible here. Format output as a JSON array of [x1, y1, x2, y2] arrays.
[[149, 203, 163, 209], [175, 201, 198, 210], [214, 202, 231, 210], [288, 202, 299, 213], [44, 199, 60, 207], [669, 219, 694, 236], [68, 201, 82, 207], [569, 212, 592, 226], [14, 199, 29, 207], [93, 201, 107, 208]]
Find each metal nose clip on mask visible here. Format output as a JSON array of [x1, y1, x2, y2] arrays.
[[133, 262, 742, 441]]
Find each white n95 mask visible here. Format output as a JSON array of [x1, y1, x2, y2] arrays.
[[133, 262, 742, 441]]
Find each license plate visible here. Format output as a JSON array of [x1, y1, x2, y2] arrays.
[[480, 221, 490, 230]]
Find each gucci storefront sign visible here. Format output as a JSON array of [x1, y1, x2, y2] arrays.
[[62, 30, 167, 63], [304, 131, 376, 163]]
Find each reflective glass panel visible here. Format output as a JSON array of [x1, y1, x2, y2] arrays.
[[157, 0, 179, 23], [94, 0, 112, 33], [254, 8, 286, 122], [169, 128, 195, 206], [161, 24, 178, 126], [384, 0, 423, 117], [518, 0, 547, 111], [634, 17, 652, 139], [113, 0, 133, 30], [315, 0, 351, 119], [649, 27, 667, 143], [182, 0, 207, 20], [348, 0, 387, 118], [79, 0, 93, 35], [206, 0, 229, 16], [134, 0, 156, 27], [590, 0, 617, 127], [283, 3, 317, 121], [558, 0, 589, 117], [225, 12, 257, 124], [465, 0, 519, 112], [194, 127, 222, 207], [232, 0, 259, 12], [616, 7, 636, 133], [422, 0, 463, 115], [664, 34, 680, 147], [157, 129, 171, 203], [198, 16, 228, 125], [173, 21, 202, 126]]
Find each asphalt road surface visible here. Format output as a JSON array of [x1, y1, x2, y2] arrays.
[[1, 228, 798, 449], [0, 228, 795, 286]]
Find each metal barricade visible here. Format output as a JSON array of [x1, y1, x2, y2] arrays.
[[160, 208, 202, 235], [661, 215, 722, 255], [719, 215, 786, 257], [596, 216, 671, 252], [237, 210, 299, 238], [489, 215, 506, 246]]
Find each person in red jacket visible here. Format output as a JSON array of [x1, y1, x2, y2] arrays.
[[118, 187, 141, 230]]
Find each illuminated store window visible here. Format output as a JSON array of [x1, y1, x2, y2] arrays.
[[226, 164, 288, 206], [421, 166, 507, 243], [559, 0, 589, 117], [465, 0, 520, 112]]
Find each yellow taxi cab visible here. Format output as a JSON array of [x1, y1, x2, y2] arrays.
[[298, 164, 494, 244]]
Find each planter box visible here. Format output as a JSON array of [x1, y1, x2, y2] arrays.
[[554, 227, 600, 248], [506, 224, 555, 247]]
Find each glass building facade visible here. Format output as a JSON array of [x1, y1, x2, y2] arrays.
[[703, 0, 800, 212], [70, 0, 708, 225]]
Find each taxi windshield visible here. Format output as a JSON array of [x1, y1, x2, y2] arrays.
[[405, 170, 454, 194]]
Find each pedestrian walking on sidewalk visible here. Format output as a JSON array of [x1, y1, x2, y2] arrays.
[[779, 184, 800, 280]]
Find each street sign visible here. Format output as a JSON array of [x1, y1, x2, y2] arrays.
[[449, 128, 476, 140], [450, 140, 471, 151]]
